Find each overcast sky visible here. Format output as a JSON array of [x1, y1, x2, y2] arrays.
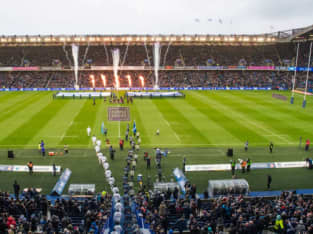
[[0, 0, 312, 35]]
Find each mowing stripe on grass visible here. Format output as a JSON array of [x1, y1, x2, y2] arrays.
[[167, 98, 238, 144], [0, 93, 43, 123], [153, 99, 209, 144], [235, 91, 313, 123], [187, 92, 270, 144], [134, 99, 181, 145], [29, 99, 87, 147], [0, 97, 68, 146], [218, 92, 312, 142], [59, 99, 100, 146], [89, 100, 109, 147], [0, 93, 53, 144], [130, 100, 151, 145], [196, 92, 292, 143], [0, 92, 39, 113]]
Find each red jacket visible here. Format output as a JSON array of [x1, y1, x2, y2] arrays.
[[6, 216, 16, 229]]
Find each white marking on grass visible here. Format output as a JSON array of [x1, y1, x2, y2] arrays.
[[61, 120, 74, 140], [160, 115, 181, 142], [192, 92, 292, 144]]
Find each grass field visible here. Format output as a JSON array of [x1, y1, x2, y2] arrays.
[[0, 90, 313, 194]]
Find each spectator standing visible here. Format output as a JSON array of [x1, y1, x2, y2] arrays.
[[64, 144, 69, 154], [269, 142, 274, 153], [28, 161, 33, 175], [244, 140, 248, 152], [305, 139, 310, 151], [53, 164, 56, 176], [146, 155, 151, 169], [267, 175, 272, 189], [13, 180, 20, 199]]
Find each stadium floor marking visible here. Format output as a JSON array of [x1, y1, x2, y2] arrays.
[[162, 116, 181, 142], [192, 92, 293, 144]]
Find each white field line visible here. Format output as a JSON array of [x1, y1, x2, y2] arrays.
[[192, 92, 292, 144], [162, 115, 181, 142], [61, 120, 73, 140]]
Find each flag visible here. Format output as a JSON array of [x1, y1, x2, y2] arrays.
[[133, 121, 137, 133], [194, 18, 200, 23], [101, 122, 104, 135], [208, 18, 213, 22]]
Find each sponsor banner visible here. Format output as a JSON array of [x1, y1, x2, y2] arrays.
[[0, 67, 13, 71], [90, 66, 113, 70], [12, 67, 39, 71], [185, 164, 230, 172], [275, 66, 288, 71], [288, 67, 313, 72], [186, 161, 307, 172], [247, 66, 274, 70], [0, 164, 61, 173], [120, 66, 145, 70], [56, 92, 111, 97], [198, 66, 224, 70], [51, 168, 72, 196], [165, 66, 173, 69], [0, 87, 278, 92], [41, 66, 63, 71], [127, 91, 183, 97]]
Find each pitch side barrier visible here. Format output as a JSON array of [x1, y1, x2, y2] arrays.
[[0, 87, 291, 92], [0, 65, 312, 72]]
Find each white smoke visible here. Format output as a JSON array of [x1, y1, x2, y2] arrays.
[[71, 44, 79, 88], [153, 42, 161, 89], [112, 49, 120, 89]]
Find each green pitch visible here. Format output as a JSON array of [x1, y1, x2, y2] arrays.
[[0, 90, 313, 194]]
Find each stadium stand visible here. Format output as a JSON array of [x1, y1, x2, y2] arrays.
[[0, 26, 313, 233]]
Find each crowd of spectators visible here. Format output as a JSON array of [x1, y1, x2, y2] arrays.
[[0, 190, 111, 233], [0, 70, 312, 90], [134, 190, 313, 233], [0, 42, 312, 68]]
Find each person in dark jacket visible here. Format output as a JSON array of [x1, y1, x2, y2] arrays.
[[13, 180, 20, 199], [267, 175, 272, 189]]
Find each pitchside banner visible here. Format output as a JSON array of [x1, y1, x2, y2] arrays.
[[0, 87, 278, 92], [0, 164, 61, 173], [185, 161, 307, 172], [51, 168, 72, 196]]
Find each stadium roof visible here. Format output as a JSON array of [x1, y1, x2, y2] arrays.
[[0, 25, 312, 47]]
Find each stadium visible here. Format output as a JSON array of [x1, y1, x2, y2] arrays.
[[1, 10, 313, 233]]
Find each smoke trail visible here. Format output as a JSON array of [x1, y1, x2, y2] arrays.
[[103, 44, 110, 65], [163, 41, 172, 66], [144, 42, 151, 66], [82, 42, 90, 66], [62, 43, 72, 67], [71, 44, 79, 88], [121, 42, 130, 66], [112, 49, 120, 89], [153, 42, 161, 89]]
